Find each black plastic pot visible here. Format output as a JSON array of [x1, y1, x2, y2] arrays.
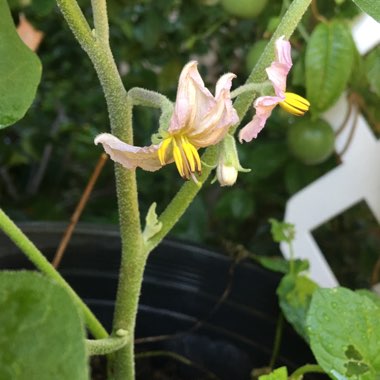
[[0, 223, 319, 380]]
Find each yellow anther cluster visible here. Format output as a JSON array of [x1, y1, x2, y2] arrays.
[[279, 92, 310, 116], [157, 135, 201, 180]]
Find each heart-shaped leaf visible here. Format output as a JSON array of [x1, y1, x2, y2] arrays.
[[0, 0, 42, 128], [0, 271, 89, 379], [307, 287, 380, 380], [277, 274, 318, 341], [305, 20, 355, 115]]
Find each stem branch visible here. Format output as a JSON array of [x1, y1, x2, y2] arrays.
[[0, 208, 108, 339]]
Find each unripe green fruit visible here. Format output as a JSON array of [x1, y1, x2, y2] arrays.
[[288, 119, 335, 165], [220, 0, 268, 19], [245, 40, 267, 74]]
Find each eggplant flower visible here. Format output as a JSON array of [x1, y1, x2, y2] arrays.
[[95, 61, 239, 181], [239, 36, 310, 143]]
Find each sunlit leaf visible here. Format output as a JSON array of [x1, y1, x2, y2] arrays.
[[305, 20, 355, 115], [351, 0, 380, 22], [277, 274, 318, 341], [0, 0, 42, 128], [307, 287, 380, 380]]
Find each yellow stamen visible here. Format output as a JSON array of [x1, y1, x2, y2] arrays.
[[172, 139, 185, 178], [157, 133, 201, 180], [181, 136, 196, 172], [186, 140, 202, 174], [157, 137, 172, 165], [279, 92, 310, 116]]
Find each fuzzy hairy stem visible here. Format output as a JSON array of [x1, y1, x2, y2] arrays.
[[55, 1, 144, 378]]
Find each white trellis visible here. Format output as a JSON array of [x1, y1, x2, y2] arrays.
[[280, 14, 380, 288]]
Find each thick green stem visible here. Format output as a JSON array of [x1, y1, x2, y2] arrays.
[[90, 47, 144, 380], [56, 0, 94, 52], [91, 0, 109, 43], [144, 146, 218, 254], [89, 43, 144, 380], [0, 208, 108, 339], [56, 1, 144, 378]]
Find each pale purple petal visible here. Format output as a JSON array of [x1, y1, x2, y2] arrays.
[[169, 61, 215, 134], [189, 73, 239, 147], [266, 36, 292, 97], [238, 96, 281, 143], [94, 133, 162, 172], [275, 36, 292, 69]]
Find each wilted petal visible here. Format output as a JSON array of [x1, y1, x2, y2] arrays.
[[169, 61, 215, 135], [239, 96, 281, 142], [188, 73, 239, 147], [94, 133, 162, 171]]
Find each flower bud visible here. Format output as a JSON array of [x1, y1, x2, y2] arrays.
[[217, 163, 238, 186], [215, 134, 250, 186]]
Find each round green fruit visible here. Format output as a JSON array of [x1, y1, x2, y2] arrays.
[[220, 0, 268, 18], [288, 119, 335, 165]]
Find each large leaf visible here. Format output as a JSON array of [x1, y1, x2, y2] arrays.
[[305, 20, 355, 115], [351, 0, 380, 22], [307, 287, 380, 380], [0, 271, 89, 379], [277, 274, 318, 341], [0, 0, 42, 128]]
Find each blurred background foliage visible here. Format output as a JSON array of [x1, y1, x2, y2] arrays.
[[2, 0, 380, 288]]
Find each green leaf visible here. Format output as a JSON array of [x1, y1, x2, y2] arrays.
[[277, 274, 318, 341], [351, 0, 380, 22], [253, 255, 309, 274], [259, 366, 288, 380], [307, 287, 380, 380], [355, 289, 380, 309], [365, 46, 380, 97], [0, 271, 88, 379], [269, 218, 295, 244], [305, 20, 355, 115], [0, 0, 42, 128]]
